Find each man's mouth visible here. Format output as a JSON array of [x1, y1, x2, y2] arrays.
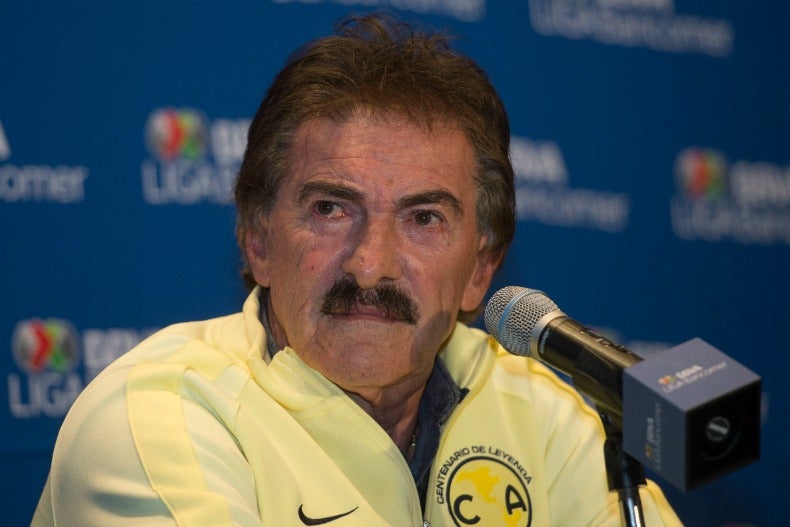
[[331, 305, 402, 322]]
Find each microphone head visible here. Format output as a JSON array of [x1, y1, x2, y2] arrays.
[[484, 286, 564, 356]]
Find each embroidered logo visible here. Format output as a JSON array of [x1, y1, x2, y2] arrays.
[[297, 504, 358, 525], [435, 446, 532, 527]]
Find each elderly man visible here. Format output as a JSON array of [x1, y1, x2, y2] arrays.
[[33, 14, 681, 526]]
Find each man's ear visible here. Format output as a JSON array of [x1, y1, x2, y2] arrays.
[[245, 217, 271, 288], [460, 240, 500, 313]]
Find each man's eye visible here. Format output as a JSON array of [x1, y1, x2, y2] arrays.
[[314, 201, 342, 217], [414, 210, 441, 227]]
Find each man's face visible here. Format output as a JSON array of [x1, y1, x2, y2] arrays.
[[246, 114, 496, 396]]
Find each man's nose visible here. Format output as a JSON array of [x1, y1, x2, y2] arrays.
[[341, 217, 403, 289]]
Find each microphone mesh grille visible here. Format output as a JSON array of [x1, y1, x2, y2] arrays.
[[484, 286, 559, 356]]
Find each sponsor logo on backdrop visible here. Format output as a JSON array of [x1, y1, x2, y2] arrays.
[[7, 319, 155, 418], [270, 0, 485, 22], [435, 445, 532, 526], [141, 107, 249, 205], [511, 136, 630, 232], [12, 319, 80, 375], [671, 147, 790, 245], [0, 120, 10, 161], [0, 119, 88, 203], [527, 0, 734, 57]]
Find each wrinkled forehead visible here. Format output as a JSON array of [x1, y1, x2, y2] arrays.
[[286, 114, 476, 188]]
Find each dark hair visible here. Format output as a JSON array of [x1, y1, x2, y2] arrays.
[[234, 13, 515, 321]]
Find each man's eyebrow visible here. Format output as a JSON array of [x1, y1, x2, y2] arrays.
[[297, 181, 364, 205], [297, 182, 464, 216], [398, 190, 464, 216]]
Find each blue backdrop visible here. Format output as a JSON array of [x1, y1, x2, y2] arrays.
[[2, 1, 787, 525]]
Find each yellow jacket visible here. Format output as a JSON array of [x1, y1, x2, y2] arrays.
[[33, 289, 682, 526]]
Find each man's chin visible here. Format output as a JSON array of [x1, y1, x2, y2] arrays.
[[316, 321, 414, 352], [304, 346, 416, 389]]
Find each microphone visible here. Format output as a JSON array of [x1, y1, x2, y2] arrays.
[[484, 285, 761, 491], [484, 285, 642, 419]]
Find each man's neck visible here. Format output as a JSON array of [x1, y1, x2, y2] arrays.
[[344, 380, 427, 456]]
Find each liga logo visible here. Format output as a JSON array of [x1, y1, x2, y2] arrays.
[[443, 454, 532, 527], [671, 146, 790, 245], [675, 147, 727, 200], [12, 318, 80, 374], [145, 108, 209, 162], [141, 107, 247, 204]]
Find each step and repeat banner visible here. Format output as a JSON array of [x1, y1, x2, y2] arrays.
[[2, 1, 787, 525]]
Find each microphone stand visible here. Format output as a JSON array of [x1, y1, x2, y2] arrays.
[[531, 316, 650, 525], [554, 324, 647, 525], [599, 411, 646, 527]]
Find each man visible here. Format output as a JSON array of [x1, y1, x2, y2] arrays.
[[33, 14, 682, 526]]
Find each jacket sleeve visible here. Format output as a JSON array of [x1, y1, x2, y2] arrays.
[[32, 361, 263, 527]]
